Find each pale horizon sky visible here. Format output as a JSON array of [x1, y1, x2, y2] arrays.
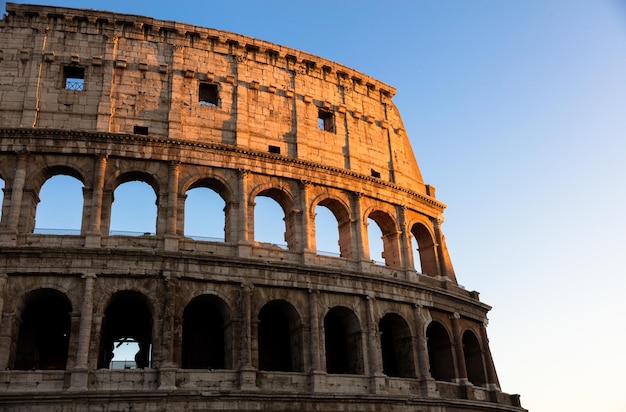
[[3, 1, 626, 411]]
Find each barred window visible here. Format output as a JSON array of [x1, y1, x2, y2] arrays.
[[63, 66, 85, 91]]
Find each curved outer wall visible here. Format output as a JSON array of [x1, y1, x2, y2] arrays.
[[0, 3, 524, 412]]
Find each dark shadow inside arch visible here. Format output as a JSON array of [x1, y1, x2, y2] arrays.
[[324, 306, 363, 374], [463, 330, 486, 386], [182, 294, 232, 369], [258, 300, 303, 372], [379, 313, 415, 378], [98, 291, 153, 369], [426, 321, 455, 381], [13, 288, 71, 370]]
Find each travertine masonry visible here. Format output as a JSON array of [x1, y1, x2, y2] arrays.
[[0, 3, 524, 412]]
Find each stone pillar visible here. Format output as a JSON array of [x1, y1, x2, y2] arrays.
[[366, 295, 386, 394], [450, 312, 468, 383], [307, 289, 325, 391], [413, 305, 437, 397], [158, 273, 178, 390], [351, 192, 368, 267], [85, 155, 107, 247], [433, 217, 457, 282], [238, 282, 256, 390], [480, 321, 501, 390], [0, 274, 8, 346], [300, 181, 314, 253], [397, 206, 417, 278], [0, 152, 28, 244], [69, 273, 96, 390], [237, 169, 252, 258], [163, 161, 180, 251]]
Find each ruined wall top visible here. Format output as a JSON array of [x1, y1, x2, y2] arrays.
[[0, 2, 428, 194]]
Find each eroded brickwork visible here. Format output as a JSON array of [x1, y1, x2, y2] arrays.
[[0, 3, 523, 411]]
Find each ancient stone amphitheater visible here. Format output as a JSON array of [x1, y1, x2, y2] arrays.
[[0, 3, 524, 411]]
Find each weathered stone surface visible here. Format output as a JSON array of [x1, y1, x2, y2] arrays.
[[0, 3, 524, 411]]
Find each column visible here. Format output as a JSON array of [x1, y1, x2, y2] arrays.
[[307, 289, 325, 392], [158, 273, 178, 390], [0, 274, 8, 336], [450, 312, 468, 383], [300, 181, 315, 256], [351, 192, 368, 267], [366, 295, 386, 394], [69, 274, 96, 390], [85, 155, 107, 247], [480, 321, 501, 390], [163, 161, 180, 251], [237, 169, 252, 258], [397, 206, 416, 276], [413, 304, 437, 397], [238, 282, 256, 390], [1, 152, 28, 244]]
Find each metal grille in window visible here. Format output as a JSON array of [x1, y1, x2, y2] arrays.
[[64, 66, 85, 91]]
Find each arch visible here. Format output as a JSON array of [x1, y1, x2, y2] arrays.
[[257, 299, 303, 372], [463, 329, 486, 386], [323, 306, 364, 374], [13, 288, 72, 370], [314, 197, 353, 258], [34, 174, 84, 234], [252, 187, 296, 249], [184, 185, 227, 241], [379, 313, 415, 378], [411, 222, 439, 276], [109, 174, 158, 235], [0, 176, 4, 223], [182, 294, 232, 369], [367, 209, 401, 267], [426, 321, 455, 381], [98, 290, 153, 369]]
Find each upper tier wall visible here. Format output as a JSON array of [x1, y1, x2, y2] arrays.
[[0, 3, 425, 194]]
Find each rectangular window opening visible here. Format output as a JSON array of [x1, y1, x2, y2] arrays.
[[371, 169, 381, 178], [64, 66, 85, 91], [268, 145, 281, 154], [199, 83, 219, 106], [318, 109, 335, 132], [133, 126, 149, 135]]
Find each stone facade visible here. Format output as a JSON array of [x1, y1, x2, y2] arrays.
[[0, 3, 524, 411]]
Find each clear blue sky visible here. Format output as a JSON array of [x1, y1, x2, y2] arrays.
[[4, 1, 626, 411]]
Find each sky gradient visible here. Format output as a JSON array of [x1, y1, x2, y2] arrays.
[[3, 1, 626, 411]]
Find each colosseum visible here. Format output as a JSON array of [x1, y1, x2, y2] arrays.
[[0, 3, 524, 411]]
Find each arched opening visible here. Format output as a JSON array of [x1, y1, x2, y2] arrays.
[[411, 223, 438, 276], [258, 300, 302, 372], [13, 289, 71, 370], [463, 330, 486, 386], [35, 174, 84, 234], [324, 306, 363, 374], [426, 321, 455, 381], [379, 313, 415, 378], [98, 291, 153, 369], [110, 180, 157, 235], [254, 192, 287, 248], [368, 210, 401, 267], [314, 204, 340, 256], [182, 295, 232, 369], [184, 186, 226, 241], [0, 177, 5, 223]]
